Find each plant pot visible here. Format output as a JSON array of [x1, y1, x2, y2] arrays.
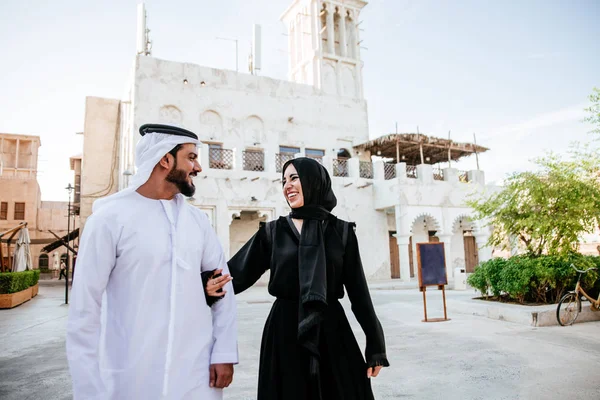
[[0, 285, 35, 309]]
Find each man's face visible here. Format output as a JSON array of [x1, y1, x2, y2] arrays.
[[166, 143, 202, 197]]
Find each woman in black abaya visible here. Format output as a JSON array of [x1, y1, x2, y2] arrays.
[[206, 157, 389, 400]]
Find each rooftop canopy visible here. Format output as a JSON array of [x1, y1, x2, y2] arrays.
[[353, 133, 489, 165]]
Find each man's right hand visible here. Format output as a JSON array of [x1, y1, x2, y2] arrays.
[[209, 363, 234, 388]]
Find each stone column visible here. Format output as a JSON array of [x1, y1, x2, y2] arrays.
[[372, 159, 384, 180], [15, 139, 20, 170], [443, 168, 458, 183], [224, 209, 242, 259], [474, 233, 493, 264], [326, 2, 335, 54], [397, 235, 412, 283], [234, 147, 244, 171], [310, 0, 319, 52], [200, 143, 210, 171], [347, 9, 356, 59], [288, 21, 295, 73], [322, 155, 333, 176], [468, 170, 485, 185], [396, 162, 407, 182], [438, 234, 453, 280], [295, 15, 302, 65], [339, 7, 347, 57], [417, 164, 433, 184], [263, 148, 274, 174], [348, 158, 360, 178]]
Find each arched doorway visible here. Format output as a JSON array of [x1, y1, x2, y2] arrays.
[[409, 214, 441, 278], [38, 253, 49, 269], [451, 216, 478, 273]]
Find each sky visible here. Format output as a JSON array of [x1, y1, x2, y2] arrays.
[[0, 0, 598, 201]]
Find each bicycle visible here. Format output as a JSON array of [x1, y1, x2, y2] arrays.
[[556, 264, 600, 326]]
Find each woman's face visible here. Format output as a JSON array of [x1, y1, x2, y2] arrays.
[[282, 163, 305, 208]]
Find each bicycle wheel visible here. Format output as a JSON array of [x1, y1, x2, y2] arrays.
[[556, 292, 581, 326]]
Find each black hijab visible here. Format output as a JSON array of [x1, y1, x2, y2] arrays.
[[282, 157, 337, 397]]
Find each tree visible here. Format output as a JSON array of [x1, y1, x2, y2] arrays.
[[584, 87, 600, 135], [468, 147, 600, 256]]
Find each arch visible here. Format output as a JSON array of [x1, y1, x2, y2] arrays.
[[409, 213, 441, 233], [199, 110, 223, 140], [321, 63, 337, 95], [38, 253, 49, 269], [243, 115, 265, 144], [451, 214, 478, 234], [341, 67, 356, 98], [333, 6, 342, 56], [345, 10, 356, 59], [257, 209, 275, 222], [159, 105, 183, 125], [337, 148, 352, 158]]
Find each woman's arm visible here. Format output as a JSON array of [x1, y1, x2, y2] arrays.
[[342, 224, 390, 374], [204, 222, 272, 304]]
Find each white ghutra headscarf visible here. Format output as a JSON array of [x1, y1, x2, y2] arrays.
[[92, 126, 199, 212]]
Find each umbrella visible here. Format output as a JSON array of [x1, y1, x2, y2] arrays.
[[13, 227, 32, 272]]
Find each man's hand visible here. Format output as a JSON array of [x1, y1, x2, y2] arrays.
[[209, 363, 234, 388]]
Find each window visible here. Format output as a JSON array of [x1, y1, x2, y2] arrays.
[[14, 202, 25, 220], [279, 146, 300, 154], [208, 143, 233, 170], [74, 175, 81, 205], [276, 146, 300, 172], [306, 149, 325, 165], [39, 254, 49, 269], [0, 202, 7, 220], [305, 149, 325, 157], [243, 149, 265, 171]]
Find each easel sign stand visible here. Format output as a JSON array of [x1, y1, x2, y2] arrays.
[[417, 242, 450, 323]]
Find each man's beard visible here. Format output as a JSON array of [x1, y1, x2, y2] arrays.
[[166, 161, 196, 197]]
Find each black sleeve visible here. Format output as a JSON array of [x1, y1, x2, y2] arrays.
[[343, 224, 390, 368], [228, 222, 271, 294], [201, 270, 224, 307]]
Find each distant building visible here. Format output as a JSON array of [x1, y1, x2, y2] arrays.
[[0, 133, 79, 274]]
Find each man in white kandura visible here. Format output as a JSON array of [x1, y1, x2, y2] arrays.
[[66, 124, 237, 400]]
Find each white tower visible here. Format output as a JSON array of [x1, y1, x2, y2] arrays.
[[280, 0, 367, 99]]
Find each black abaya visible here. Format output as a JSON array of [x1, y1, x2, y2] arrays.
[[228, 215, 389, 400]]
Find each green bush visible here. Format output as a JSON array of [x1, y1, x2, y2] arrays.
[[0, 270, 40, 294], [467, 254, 600, 304]]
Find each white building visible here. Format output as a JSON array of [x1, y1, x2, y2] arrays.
[[80, 0, 495, 284]]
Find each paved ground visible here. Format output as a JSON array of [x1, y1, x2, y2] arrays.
[[1, 284, 599, 399]]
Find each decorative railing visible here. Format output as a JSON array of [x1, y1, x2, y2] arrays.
[[433, 168, 444, 181], [384, 163, 396, 180], [333, 158, 349, 177], [275, 153, 295, 173], [458, 171, 469, 183], [209, 148, 234, 170], [243, 150, 264, 171], [307, 154, 323, 164], [406, 165, 417, 179], [359, 161, 373, 179]]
